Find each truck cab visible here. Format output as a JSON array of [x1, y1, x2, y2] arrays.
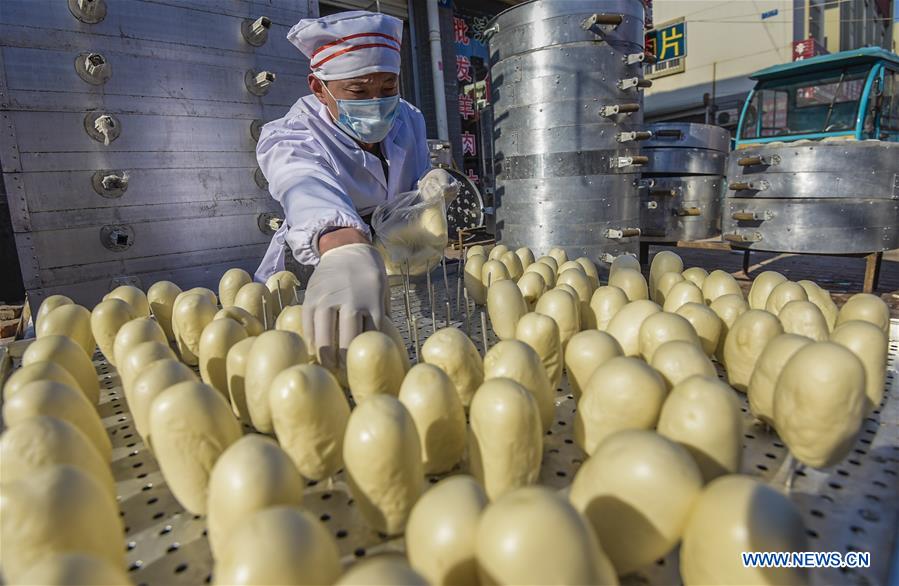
[[735, 47, 899, 148]]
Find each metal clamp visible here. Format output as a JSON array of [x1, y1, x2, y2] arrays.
[[257, 213, 282, 236], [68, 0, 106, 24], [732, 210, 774, 221], [242, 16, 271, 47], [599, 103, 640, 118], [250, 119, 264, 142], [645, 201, 658, 210], [610, 155, 648, 169], [724, 231, 763, 243], [581, 13, 623, 33], [254, 167, 269, 190], [652, 129, 683, 140], [84, 112, 121, 145], [75, 52, 111, 85], [737, 154, 781, 167], [616, 130, 653, 143], [100, 224, 135, 251], [617, 77, 652, 90], [245, 70, 276, 96], [676, 207, 701, 217], [729, 180, 770, 191], [649, 187, 678, 197], [91, 170, 129, 198], [605, 227, 641, 239], [600, 252, 637, 264], [625, 52, 645, 65]]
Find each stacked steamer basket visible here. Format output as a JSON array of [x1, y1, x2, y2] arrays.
[[638, 123, 730, 242], [488, 0, 649, 266]]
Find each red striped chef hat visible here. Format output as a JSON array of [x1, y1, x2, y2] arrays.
[[287, 11, 403, 81]]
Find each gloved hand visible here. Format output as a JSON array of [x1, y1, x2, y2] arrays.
[[418, 168, 461, 205], [302, 243, 389, 371]]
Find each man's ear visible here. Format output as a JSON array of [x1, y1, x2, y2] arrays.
[[309, 74, 328, 106]]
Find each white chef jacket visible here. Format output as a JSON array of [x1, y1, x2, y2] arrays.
[[254, 93, 432, 282]]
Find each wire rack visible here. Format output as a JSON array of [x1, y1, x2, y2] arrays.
[[13, 265, 898, 586]]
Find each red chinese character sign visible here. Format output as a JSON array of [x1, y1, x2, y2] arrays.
[[453, 8, 493, 192], [454, 17, 470, 46], [462, 132, 477, 157], [459, 94, 475, 120], [456, 55, 472, 83]]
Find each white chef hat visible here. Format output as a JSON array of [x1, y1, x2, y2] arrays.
[[287, 11, 403, 81]]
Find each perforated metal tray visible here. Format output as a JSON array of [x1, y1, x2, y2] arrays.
[[13, 271, 898, 586]]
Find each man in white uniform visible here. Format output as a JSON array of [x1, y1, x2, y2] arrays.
[[256, 10, 450, 368]]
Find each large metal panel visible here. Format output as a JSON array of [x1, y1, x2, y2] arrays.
[[639, 175, 723, 241], [640, 147, 728, 176], [0, 0, 314, 309]]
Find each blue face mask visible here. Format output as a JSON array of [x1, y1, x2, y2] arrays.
[[322, 81, 400, 144]]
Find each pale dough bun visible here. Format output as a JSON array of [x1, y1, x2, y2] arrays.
[[347, 330, 406, 403], [657, 375, 742, 482], [777, 300, 829, 341], [565, 330, 622, 400], [483, 340, 555, 432], [206, 434, 304, 559], [537, 255, 559, 274], [650, 340, 716, 390], [638, 312, 701, 363], [681, 266, 708, 288], [234, 282, 274, 330], [747, 333, 811, 427], [481, 258, 511, 289], [487, 279, 527, 340], [649, 250, 683, 302], [214, 506, 341, 586], [500, 250, 524, 280], [149, 381, 242, 514], [118, 340, 175, 398], [14, 552, 131, 586], [269, 364, 349, 480], [702, 270, 743, 305], [517, 271, 546, 311], [525, 259, 556, 288], [3, 360, 80, 401], [655, 271, 685, 306], [273, 304, 304, 339], [0, 465, 124, 583], [343, 395, 423, 535], [547, 246, 568, 266], [608, 267, 649, 301], [112, 317, 167, 369], [488, 244, 510, 261], [575, 256, 601, 289], [535, 288, 581, 349], [90, 298, 135, 365], [468, 379, 542, 500], [836, 292, 890, 334], [748, 270, 787, 310], [105, 285, 149, 317], [337, 556, 429, 586], [130, 358, 196, 445], [662, 280, 703, 313], [170, 286, 217, 345], [590, 285, 629, 331], [466, 245, 486, 259], [605, 299, 662, 357], [675, 302, 722, 356], [723, 309, 783, 391], [831, 320, 888, 413], [398, 364, 466, 474], [558, 268, 596, 327], [515, 246, 535, 270], [569, 429, 702, 575], [574, 357, 667, 454], [515, 312, 562, 389], [172, 292, 221, 366], [219, 268, 252, 308], [774, 342, 866, 468], [265, 270, 299, 315], [215, 305, 264, 337], [225, 337, 256, 425], [199, 318, 248, 397], [22, 334, 99, 405], [421, 327, 484, 409], [35, 295, 73, 331], [709, 294, 749, 360], [2, 380, 111, 461], [680, 475, 808, 585], [477, 486, 618, 585], [244, 330, 307, 433], [555, 283, 579, 300], [558, 260, 585, 276], [765, 281, 808, 316], [609, 253, 640, 278], [36, 304, 95, 357], [0, 416, 115, 499], [381, 318, 412, 373], [464, 254, 488, 305], [406, 475, 487, 585], [147, 280, 181, 342], [798, 280, 838, 331]]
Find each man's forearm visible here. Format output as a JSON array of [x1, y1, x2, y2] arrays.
[[318, 227, 370, 255]]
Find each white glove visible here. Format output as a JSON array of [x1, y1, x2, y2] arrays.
[[418, 168, 461, 205], [302, 243, 389, 370]]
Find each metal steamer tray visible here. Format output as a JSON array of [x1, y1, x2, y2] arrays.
[[6, 272, 898, 586]]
